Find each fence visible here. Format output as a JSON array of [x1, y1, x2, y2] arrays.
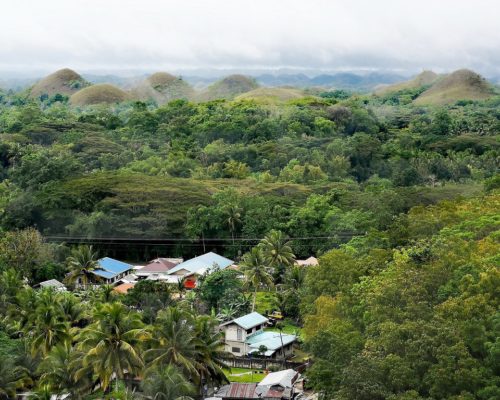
[[221, 355, 309, 371]]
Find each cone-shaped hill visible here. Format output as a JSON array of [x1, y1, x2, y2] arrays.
[[198, 74, 259, 101], [131, 72, 195, 104], [69, 83, 130, 106], [414, 69, 495, 105], [375, 70, 439, 95], [30, 68, 89, 98]]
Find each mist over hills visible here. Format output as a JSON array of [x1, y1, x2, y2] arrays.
[[3, 67, 498, 106]]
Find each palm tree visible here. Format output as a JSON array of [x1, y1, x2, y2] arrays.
[[0, 356, 32, 400], [193, 315, 228, 390], [65, 245, 99, 289], [30, 289, 72, 357], [37, 344, 92, 399], [284, 264, 306, 291], [240, 247, 274, 311], [77, 302, 149, 392], [141, 364, 195, 400], [144, 307, 197, 378], [259, 230, 295, 283], [225, 204, 242, 245]]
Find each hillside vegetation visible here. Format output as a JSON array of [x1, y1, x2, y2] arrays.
[[132, 72, 195, 104], [235, 87, 307, 103], [375, 70, 439, 95], [414, 69, 495, 105], [0, 66, 498, 399], [198, 74, 259, 100]]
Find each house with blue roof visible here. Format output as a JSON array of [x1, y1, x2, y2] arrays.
[[220, 311, 297, 358], [91, 257, 133, 285], [167, 252, 234, 288]]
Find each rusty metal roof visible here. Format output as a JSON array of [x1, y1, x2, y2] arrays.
[[226, 383, 258, 399]]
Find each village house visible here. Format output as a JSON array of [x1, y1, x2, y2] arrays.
[[166, 252, 234, 288], [90, 257, 134, 285], [220, 312, 297, 358], [135, 257, 183, 280], [212, 369, 302, 400]]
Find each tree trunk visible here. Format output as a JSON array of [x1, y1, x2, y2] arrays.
[[252, 287, 257, 312]]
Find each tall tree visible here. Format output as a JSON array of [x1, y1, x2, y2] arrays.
[[141, 364, 195, 400], [65, 245, 99, 289], [77, 302, 148, 391], [259, 230, 295, 282], [240, 247, 274, 311]]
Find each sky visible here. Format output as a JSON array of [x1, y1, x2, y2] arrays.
[[1, 0, 499, 77]]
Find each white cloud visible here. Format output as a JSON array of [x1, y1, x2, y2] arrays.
[[0, 0, 499, 75]]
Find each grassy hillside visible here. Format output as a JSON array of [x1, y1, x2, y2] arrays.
[[375, 70, 439, 95], [69, 83, 130, 106], [131, 72, 195, 104], [30, 68, 89, 98], [235, 87, 306, 103], [414, 69, 495, 105], [198, 74, 258, 101]]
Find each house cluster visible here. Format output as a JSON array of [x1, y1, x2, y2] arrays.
[[220, 312, 297, 359], [208, 369, 303, 400]]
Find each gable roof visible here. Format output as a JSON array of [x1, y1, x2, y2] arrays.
[[167, 252, 233, 275], [139, 258, 177, 273], [221, 312, 268, 330], [39, 279, 66, 290], [257, 369, 298, 389], [92, 257, 133, 280]]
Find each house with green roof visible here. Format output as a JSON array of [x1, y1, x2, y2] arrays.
[[219, 312, 297, 358]]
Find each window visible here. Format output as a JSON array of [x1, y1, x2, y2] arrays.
[[232, 347, 241, 353], [247, 329, 252, 335], [237, 328, 242, 341]]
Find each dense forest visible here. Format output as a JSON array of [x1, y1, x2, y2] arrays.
[[0, 78, 499, 399]]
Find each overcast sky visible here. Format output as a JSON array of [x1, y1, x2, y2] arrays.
[[1, 0, 499, 76]]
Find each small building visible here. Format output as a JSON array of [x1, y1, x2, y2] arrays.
[[295, 256, 318, 267], [213, 370, 301, 400], [220, 312, 296, 358], [91, 257, 134, 285], [136, 257, 183, 279], [36, 279, 67, 291], [167, 252, 234, 288]]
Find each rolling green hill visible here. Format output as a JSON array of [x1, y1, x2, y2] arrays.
[[198, 74, 259, 101], [414, 69, 495, 105], [375, 70, 439, 95], [132, 72, 195, 104], [235, 87, 307, 103]]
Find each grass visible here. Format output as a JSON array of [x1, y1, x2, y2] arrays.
[[225, 367, 267, 383], [254, 291, 277, 315], [414, 69, 494, 105], [266, 320, 302, 337], [70, 84, 130, 106]]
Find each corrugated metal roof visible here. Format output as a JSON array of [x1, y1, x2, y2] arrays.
[[232, 312, 268, 330], [167, 252, 233, 275], [92, 269, 117, 279], [246, 331, 297, 354], [226, 383, 258, 398], [91, 257, 133, 280], [98, 257, 132, 274]]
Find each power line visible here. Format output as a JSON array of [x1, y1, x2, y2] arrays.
[[44, 233, 364, 243]]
